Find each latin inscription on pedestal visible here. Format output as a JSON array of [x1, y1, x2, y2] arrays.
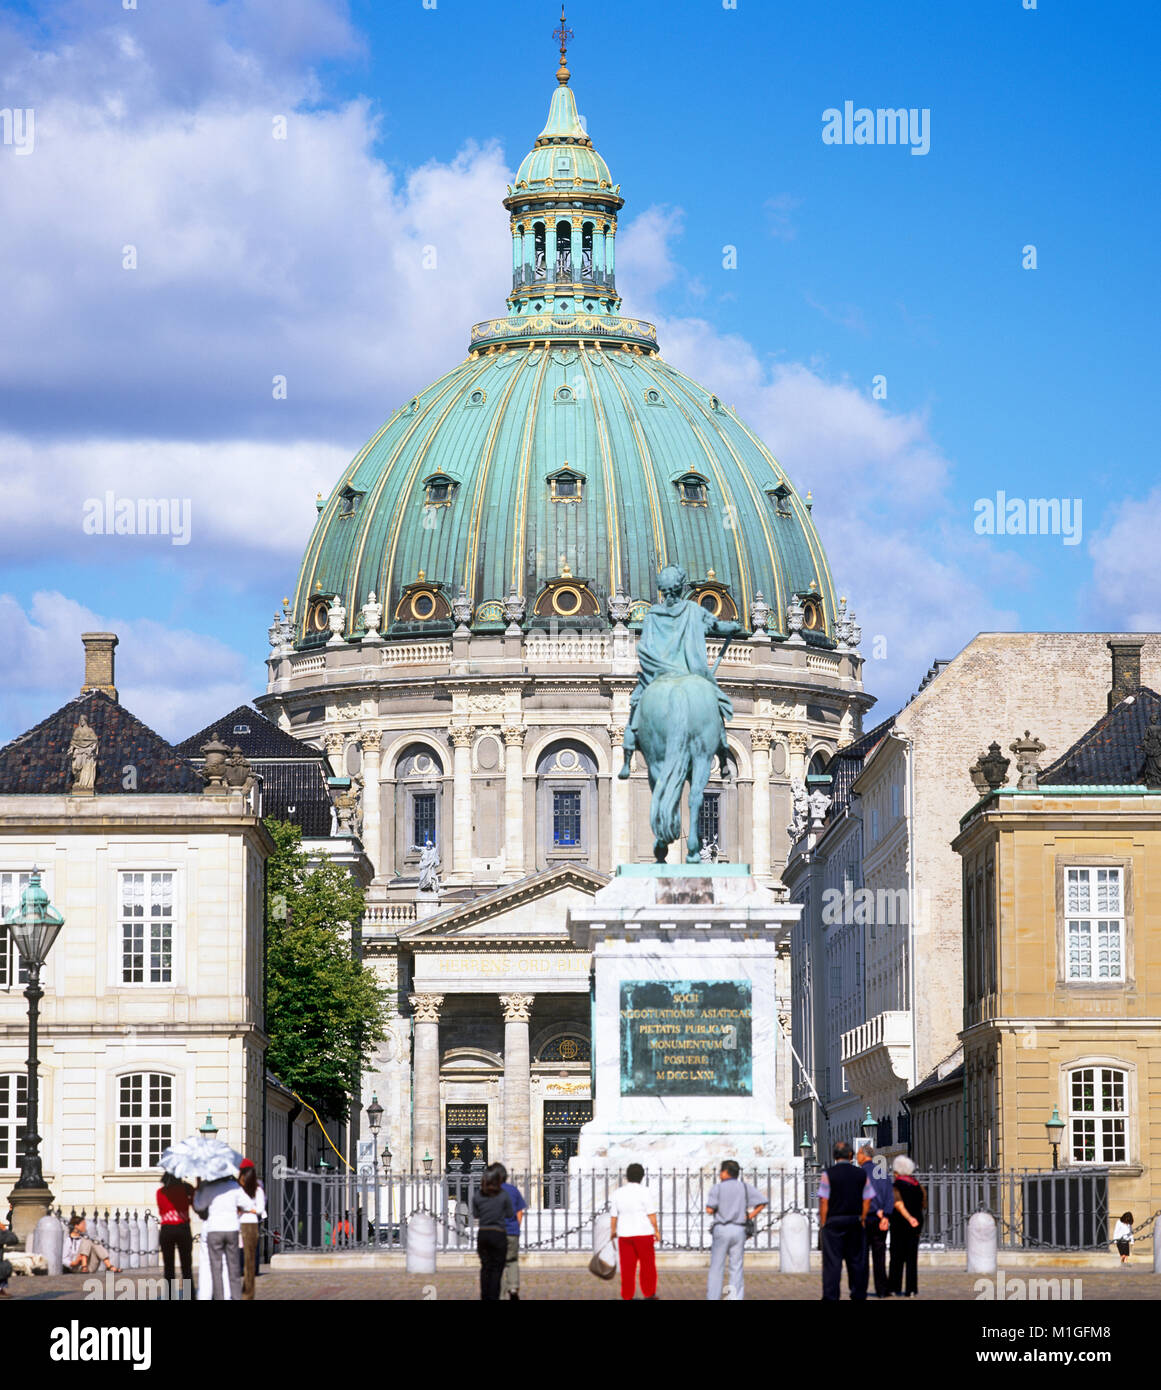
[[619, 980, 752, 1096]]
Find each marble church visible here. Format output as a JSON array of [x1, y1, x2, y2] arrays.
[[254, 44, 870, 1176]]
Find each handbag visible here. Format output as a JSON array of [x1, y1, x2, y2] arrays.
[[744, 1217, 756, 1239], [589, 1211, 617, 1280]]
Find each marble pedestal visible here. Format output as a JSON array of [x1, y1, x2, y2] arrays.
[[567, 864, 802, 1174]]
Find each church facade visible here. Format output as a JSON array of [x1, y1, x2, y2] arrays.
[[255, 47, 871, 1173]]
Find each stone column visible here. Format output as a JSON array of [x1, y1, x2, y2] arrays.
[[323, 731, 346, 777], [751, 727, 773, 879], [359, 730, 383, 877], [499, 994, 534, 1176], [546, 222, 557, 281], [786, 730, 809, 784], [450, 726, 473, 877], [502, 726, 526, 876], [569, 217, 581, 282], [594, 227, 607, 280], [606, 225, 616, 278], [409, 994, 444, 1169], [609, 724, 631, 867]]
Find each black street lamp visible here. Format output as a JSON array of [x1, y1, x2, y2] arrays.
[[4, 870, 64, 1235], [1045, 1104, 1066, 1171], [365, 1094, 383, 1139]]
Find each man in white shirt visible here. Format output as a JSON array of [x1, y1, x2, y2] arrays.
[[194, 1177, 248, 1300], [609, 1163, 659, 1300]]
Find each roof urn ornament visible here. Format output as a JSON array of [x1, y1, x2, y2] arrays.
[[361, 591, 383, 644], [223, 746, 255, 793], [199, 734, 232, 792], [1009, 730, 1046, 790], [978, 741, 1011, 792], [326, 596, 347, 647], [1141, 714, 1161, 790], [67, 715, 99, 794], [968, 756, 991, 798], [452, 585, 473, 630], [750, 590, 770, 636], [808, 787, 831, 827], [786, 595, 806, 644], [503, 586, 526, 633], [608, 584, 632, 626]]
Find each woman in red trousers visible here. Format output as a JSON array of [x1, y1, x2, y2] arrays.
[[609, 1164, 660, 1300]]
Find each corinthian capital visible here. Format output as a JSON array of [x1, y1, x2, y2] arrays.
[[750, 726, 774, 752], [409, 993, 444, 1024], [323, 731, 346, 755], [499, 993, 535, 1023], [502, 725, 526, 747], [449, 726, 473, 749], [359, 729, 383, 753], [785, 731, 810, 752]]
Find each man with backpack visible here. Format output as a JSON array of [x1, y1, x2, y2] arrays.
[[705, 1159, 766, 1300]]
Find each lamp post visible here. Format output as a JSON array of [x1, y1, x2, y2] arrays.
[[381, 1143, 393, 1245], [365, 1095, 383, 1243], [4, 870, 64, 1238], [1045, 1104, 1065, 1171], [860, 1106, 878, 1149], [198, 1110, 218, 1140]]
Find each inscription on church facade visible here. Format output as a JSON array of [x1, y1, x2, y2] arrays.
[[619, 980, 752, 1096]]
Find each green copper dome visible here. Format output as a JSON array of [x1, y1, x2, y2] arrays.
[[292, 64, 837, 648]]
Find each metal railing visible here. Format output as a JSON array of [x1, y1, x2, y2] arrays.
[[269, 1166, 1113, 1255]]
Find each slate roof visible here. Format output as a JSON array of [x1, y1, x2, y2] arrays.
[[827, 715, 897, 817], [0, 690, 203, 795], [175, 705, 334, 837], [173, 705, 324, 761], [1039, 687, 1161, 786]]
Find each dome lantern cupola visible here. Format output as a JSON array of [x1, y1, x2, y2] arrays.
[[496, 8, 633, 338]]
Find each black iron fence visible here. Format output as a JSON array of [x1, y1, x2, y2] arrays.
[[270, 1166, 1113, 1255]]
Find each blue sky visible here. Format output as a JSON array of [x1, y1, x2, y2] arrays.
[[0, 0, 1158, 742]]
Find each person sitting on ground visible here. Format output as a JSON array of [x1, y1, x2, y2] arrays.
[[65, 1214, 120, 1273], [0, 1215, 20, 1297]]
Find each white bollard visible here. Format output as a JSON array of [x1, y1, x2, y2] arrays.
[[32, 1214, 64, 1275], [967, 1211, 998, 1275], [780, 1211, 811, 1273], [405, 1211, 437, 1274], [1152, 1220, 1161, 1273]]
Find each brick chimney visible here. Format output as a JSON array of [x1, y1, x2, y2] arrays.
[[1108, 638, 1143, 711], [80, 632, 119, 702]]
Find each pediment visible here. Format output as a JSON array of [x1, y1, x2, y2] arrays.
[[398, 864, 609, 942]]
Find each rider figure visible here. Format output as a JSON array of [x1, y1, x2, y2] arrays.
[[619, 564, 743, 780]]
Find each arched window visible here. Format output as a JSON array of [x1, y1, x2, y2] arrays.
[[394, 744, 445, 874], [533, 223, 547, 279], [556, 220, 573, 279], [1067, 1066, 1129, 1164], [675, 472, 708, 505], [536, 741, 597, 868], [536, 1034, 591, 1063], [807, 750, 831, 777], [116, 1071, 174, 1169], [581, 222, 594, 278], [697, 753, 739, 858]]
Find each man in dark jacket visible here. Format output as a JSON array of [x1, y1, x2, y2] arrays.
[[857, 1145, 894, 1297], [818, 1140, 873, 1300]]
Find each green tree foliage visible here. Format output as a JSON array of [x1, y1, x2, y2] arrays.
[[265, 819, 388, 1119]]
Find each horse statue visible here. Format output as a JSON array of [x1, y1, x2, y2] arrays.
[[618, 564, 744, 862]]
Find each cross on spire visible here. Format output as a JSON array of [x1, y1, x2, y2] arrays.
[[554, 5, 573, 85]]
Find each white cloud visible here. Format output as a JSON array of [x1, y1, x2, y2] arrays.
[[1088, 486, 1161, 630], [0, 591, 256, 742]]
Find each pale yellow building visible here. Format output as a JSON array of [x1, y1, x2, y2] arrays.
[[953, 668, 1161, 1226]]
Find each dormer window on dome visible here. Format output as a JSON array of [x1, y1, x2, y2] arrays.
[[691, 573, 738, 620], [339, 486, 364, 517], [674, 471, 709, 506], [554, 385, 576, 405], [799, 592, 825, 632], [393, 573, 453, 628], [643, 388, 665, 406], [306, 596, 331, 635], [547, 465, 585, 503], [768, 482, 793, 515], [465, 389, 486, 407], [423, 473, 459, 507]]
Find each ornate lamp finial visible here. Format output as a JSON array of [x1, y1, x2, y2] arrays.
[[554, 5, 573, 84]]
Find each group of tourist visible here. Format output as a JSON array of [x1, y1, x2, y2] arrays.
[[820, 1142, 926, 1299], [49, 1161, 268, 1300], [471, 1146, 927, 1301]]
